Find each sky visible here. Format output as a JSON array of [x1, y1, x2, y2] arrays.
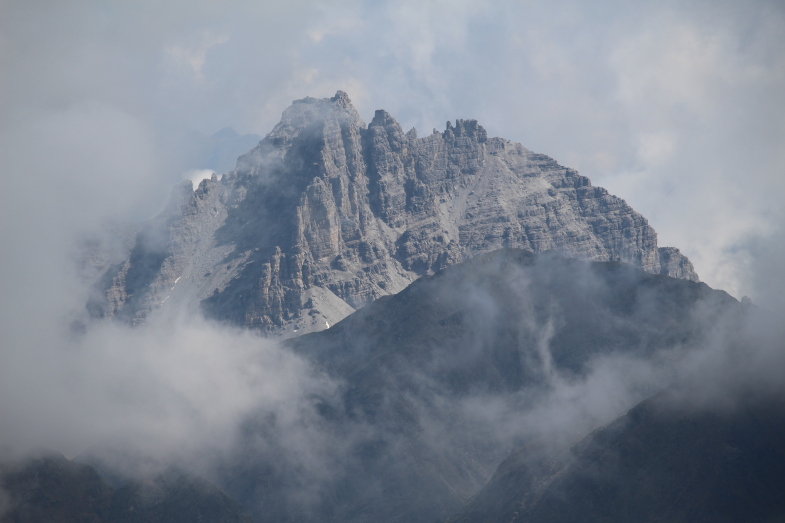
[[0, 1, 783, 508], [1, 0, 784, 303]]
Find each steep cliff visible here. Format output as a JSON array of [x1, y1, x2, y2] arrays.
[[90, 91, 697, 335]]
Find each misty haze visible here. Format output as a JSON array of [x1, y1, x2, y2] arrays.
[[1, 2, 784, 523]]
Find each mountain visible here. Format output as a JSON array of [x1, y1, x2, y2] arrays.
[[447, 393, 785, 523], [214, 249, 735, 523], [0, 454, 252, 523], [85, 91, 697, 336], [14, 249, 762, 522]]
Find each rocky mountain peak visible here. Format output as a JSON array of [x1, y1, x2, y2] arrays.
[[89, 92, 698, 335], [330, 89, 353, 107], [236, 91, 364, 173], [369, 108, 401, 129], [444, 118, 487, 142]]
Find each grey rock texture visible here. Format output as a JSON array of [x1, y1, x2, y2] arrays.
[[89, 91, 697, 335]]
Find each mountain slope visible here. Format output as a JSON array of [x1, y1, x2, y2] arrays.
[[0, 454, 252, 523], [447, 393, 785, 523], [87, 92, 697, 336], [217, 249, 733, 523]]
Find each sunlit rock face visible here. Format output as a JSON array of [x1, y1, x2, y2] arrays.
[[89, 91, 697, 336]]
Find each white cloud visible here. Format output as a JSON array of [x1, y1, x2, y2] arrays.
[[165, 32, 230, 78], [184, 168, 216, 188], [0, 311, 334, 464], [635, 132, 675, 167]]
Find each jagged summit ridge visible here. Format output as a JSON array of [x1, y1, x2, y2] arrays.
[[91, 91, 697, 335]]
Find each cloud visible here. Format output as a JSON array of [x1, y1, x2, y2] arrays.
[[659, 300, 785, 414], [165, 32, 229, 78], [0, 310, 336, 473], [184, 168, 217, 188], [595, 3, 785, 297]]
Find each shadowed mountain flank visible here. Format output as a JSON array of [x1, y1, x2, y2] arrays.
[[87, 92, 697, 336], [214, 249, 735, 523], [0, 454, 252, 523], [447, 394, 785, 523]]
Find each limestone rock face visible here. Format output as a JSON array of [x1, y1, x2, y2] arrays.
[[89, 91, 698, 335]]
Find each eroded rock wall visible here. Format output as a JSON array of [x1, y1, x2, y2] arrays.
[[90, 91, 697, 335]]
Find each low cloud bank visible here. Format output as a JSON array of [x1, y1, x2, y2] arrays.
[[0, 246, 782, 521], [0, 311, 337, 477]]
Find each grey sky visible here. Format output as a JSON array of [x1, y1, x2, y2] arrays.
[[2, 0, 783, 302]]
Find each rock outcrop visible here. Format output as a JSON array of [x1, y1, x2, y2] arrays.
[[88, 91, 697, 335]]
